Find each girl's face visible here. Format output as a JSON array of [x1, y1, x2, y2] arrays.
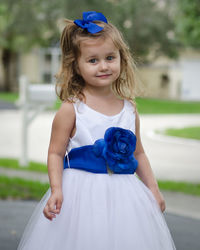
[[77, 37, 121, 90]]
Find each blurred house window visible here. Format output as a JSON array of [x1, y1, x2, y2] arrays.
[[40, 46, 61, 84], [160, 74, 169, 88], [43, 73, 51, 83], [44, 54, 52, 64]]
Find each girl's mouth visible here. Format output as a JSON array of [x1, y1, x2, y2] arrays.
[[96, 74, 112, 78]]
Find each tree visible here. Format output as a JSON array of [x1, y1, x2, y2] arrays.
[[175, 0, 200, 48], [0, 0, 62, 91], [109, 0, 179, 63]]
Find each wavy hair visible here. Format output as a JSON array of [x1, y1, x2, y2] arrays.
[[55, 19, 138, 104]]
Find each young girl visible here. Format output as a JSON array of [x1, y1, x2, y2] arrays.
[[18, 11, 176, 250]]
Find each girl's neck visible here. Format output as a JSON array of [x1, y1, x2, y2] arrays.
[[83, 85, 114, 100]]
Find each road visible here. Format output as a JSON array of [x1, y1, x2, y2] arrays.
[[0, 200, 199, 250]]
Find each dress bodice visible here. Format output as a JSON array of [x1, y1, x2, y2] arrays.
[[66, 99, 136, 153]]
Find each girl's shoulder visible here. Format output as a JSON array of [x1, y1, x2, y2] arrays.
[[54, 101, 75, 123], [60, 99, 75, 111]]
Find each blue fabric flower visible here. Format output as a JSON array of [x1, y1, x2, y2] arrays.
[[93, 127, 138, 174]]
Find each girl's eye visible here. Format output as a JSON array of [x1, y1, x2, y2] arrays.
[[107, 56, 114, 61], [89, 58, 97, 63]]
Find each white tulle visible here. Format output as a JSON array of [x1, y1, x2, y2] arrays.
[[17, 168, 176, 250]]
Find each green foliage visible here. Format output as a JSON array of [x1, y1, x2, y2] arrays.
[[175, 0, 200, 48], [0, 0, 62, 52], [0, 176, 49, 200], [109, 0, 179, 60], [0, 158, 48, 173], [164, 126, 200, 140], [62, 0, 113, 19]]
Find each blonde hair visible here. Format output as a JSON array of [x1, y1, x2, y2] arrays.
[[56, 19, 138, 104]]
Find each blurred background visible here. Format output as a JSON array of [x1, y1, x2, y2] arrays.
[[0, 0, 200, 249], [0, 0, 200, 99]]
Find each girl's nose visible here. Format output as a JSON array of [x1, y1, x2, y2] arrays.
[[99, 60, 108, 71]]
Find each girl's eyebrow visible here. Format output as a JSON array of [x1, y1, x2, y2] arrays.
[[85, 51, 118, 60]]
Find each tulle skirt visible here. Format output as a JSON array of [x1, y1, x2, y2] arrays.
[[17, 168, 176, 250]]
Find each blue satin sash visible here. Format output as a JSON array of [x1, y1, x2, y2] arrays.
[[63, 127, 138, 175]]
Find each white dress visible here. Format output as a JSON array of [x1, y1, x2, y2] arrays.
[[17, 99, 176, 250]]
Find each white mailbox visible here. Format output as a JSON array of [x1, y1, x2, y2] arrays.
[[18, 75, 57, 167], [28, 84, 57, 103]]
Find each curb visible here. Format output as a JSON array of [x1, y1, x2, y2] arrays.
[[146, 130, 200, 146], [162, 191, 200, 220], [0, 167, 48, 183]]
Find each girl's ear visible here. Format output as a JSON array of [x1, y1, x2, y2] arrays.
[[76, 66, 80, 75], [74, 61, 80, 75]]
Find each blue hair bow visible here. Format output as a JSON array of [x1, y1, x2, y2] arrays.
[[74, 11, 108, 34]]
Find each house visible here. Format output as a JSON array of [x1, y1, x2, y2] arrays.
[[139, 48, 200, 101]]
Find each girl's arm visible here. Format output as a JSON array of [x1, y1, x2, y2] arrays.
[[134, 110, 166, 212], [43, 102, 75, 220]]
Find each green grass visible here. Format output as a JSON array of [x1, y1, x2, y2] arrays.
[[0, 91, 60, 110], [0, 92, 18, 102], [158, 180, 200, 196], [0, 158, 48, 173], [164, 126, 200, 140], [136, 97, 200, 114], [1, 91, 200, 114], [0, 175, 199, 200], [0, 176, 49, 200], [53, 99, 62, 110], [0, 157, 200, 199]]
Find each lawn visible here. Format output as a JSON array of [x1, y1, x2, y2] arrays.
[[164, 126, 200, 140], [0, 175, 199, 200], [0, 158, 48, 173], [0, 92, 18, 103], [0, 176, 49, 200], [135, 97, 200, 114], [1, 157, 200, 198], [0, 91, 61, 110], [158, 180, 200, 196], [1, 91, 200, 114]]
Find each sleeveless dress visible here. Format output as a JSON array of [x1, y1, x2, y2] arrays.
[[17, 99, 176, 250]]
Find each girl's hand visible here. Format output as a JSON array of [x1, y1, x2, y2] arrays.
[[150, 187, 166, 213], [43, 189, 63, 221]]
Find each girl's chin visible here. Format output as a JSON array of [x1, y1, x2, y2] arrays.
[[85, 82, 113, 89]]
